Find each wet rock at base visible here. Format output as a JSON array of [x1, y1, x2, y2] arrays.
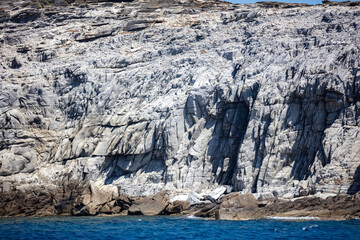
[[194, 202, 218, 218], [165, 200, 190, 214]]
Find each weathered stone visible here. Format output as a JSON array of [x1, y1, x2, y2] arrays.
[[72, 180, 118, 215], [128, 191, 169, 216], [220, 193, 258, 209], [194, 202, 218, 218], [203, 186, 227, 202], [0, 0, 360, 217], [165, 200, 190, 214]]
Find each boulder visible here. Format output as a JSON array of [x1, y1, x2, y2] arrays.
[[165, 200, 190, 214], [194, 202, 218, 218], [220, 193, 258, 209], [72, 181, 119, 216], [128, 191, 169, 216], [253, 192, 275, 201]]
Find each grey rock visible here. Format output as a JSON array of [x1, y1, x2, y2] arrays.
[[0, 0, 360, 216]]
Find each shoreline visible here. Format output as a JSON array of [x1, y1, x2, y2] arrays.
[[0, 0, 360, 224], [0, 214, 359, 222], [1, 190, 359, 221]]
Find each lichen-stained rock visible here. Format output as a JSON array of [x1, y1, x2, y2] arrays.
[[0, 0, 360, 216]]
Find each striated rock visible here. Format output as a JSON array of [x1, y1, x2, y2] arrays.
[[263, 193, 360, 220], [216, 192, 360, 220], [0, 0, 360, 217], [255, 1, 309, 9]]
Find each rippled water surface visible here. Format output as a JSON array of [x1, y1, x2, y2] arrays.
[[0, 216, 359, 239]]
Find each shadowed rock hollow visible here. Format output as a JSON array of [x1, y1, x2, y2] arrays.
[[0, 0, 360, 216]]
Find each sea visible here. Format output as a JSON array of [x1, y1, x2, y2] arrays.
[[0, 216, 359, 239]]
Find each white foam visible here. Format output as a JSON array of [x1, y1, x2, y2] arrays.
[[187, 215, 201, 219], [266, 216, 320, 220], [302, 224, 319, 230]]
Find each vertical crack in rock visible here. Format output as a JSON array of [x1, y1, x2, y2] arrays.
[[223, 101, 250, 185], [251, 112, 271, 193], [287, 78, 344, 180]]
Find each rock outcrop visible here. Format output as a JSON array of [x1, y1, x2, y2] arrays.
[[0, 0, 360, 216], [128, 190, 169, 215], [214, 192, 360, 220]]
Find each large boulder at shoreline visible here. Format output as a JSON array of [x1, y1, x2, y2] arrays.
[[128, 191, 170, 216], [220, 193, 258, 209], [165, 200, 190, 214], [71, 181, 121, 215], [216, 193, 260, 220]]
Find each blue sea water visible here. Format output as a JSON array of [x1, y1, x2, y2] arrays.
[[0, 216, 359, 240]]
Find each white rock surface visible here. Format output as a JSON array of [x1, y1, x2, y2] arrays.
[[187, 192, 203, 205], [170, 194, 189, 203], [206, 186, 227, 201]]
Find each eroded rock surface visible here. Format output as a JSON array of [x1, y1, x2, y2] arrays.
[[0, 0, 360, 216], [128, 190, 169, 215], [215, 192, 360, 220]]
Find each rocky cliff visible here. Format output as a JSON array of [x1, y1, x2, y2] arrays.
[[1, 0, 360, 216]]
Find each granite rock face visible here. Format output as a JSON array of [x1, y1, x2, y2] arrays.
[[0, 0, 360, 215]]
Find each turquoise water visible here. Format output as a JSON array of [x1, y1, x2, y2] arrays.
[[0, 216, 359, 239]]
